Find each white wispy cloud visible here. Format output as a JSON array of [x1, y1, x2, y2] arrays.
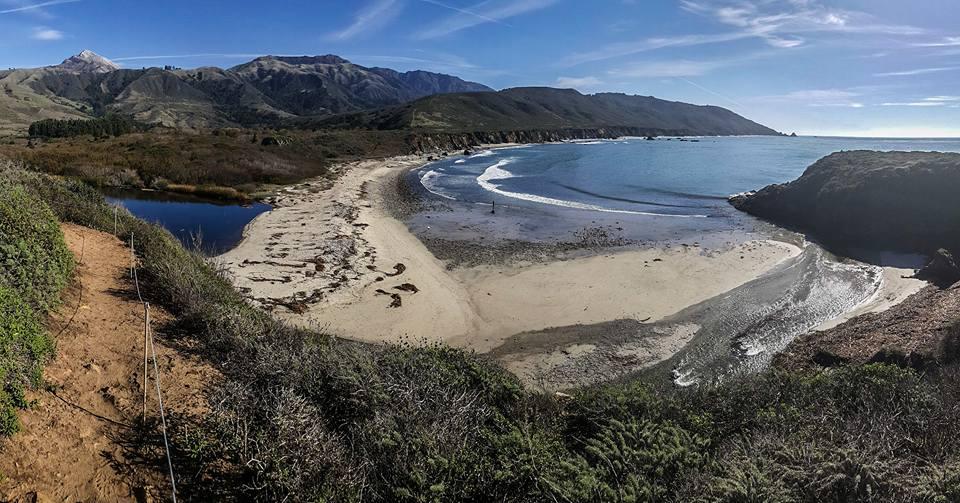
[[562, 32, 753, 66], [608, 50, 772, 79], [880, 96, 960, 107], [30, 26, 61, 40], [913, 36, 960, 47], [875, 66, 960, 77], [414, 0, 557, 40], [564, 1, 924, 66], [755, 88, 865, 108], [0, 0, 79, 14], [608, 59, 729, 78], [881, 102, 947, 107], [809, 102, 865, 108], [418, 0, 507, 26], [680, 0, 924, 48], [328, 0, 402, 41], [555, 76, 603, 90]]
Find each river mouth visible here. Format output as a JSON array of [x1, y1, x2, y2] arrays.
[[102, 188, 270, 255], [481, 240, 886, 389]]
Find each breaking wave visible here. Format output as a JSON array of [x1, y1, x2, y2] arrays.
[[419, 170, 457, 200], [477, 160, 708, 218]]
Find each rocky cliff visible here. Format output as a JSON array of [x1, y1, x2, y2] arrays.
[[730, 150, 960, 257]]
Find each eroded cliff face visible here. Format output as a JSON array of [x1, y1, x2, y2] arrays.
[[730, 150, 960, 257], [405, 127, 684, 152]]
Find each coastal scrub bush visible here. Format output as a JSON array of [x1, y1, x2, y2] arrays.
[[0, 175, 73, 435], [0, 180, 73, 312]]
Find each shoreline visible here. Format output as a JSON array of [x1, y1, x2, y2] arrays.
[[218, 148, 924, 388], [815, 266, 925, 331]]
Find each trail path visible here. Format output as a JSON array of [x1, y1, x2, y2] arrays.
[[0, 223, 216, 502]]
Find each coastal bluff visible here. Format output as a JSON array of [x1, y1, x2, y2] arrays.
[[731, 150, 960, 259]]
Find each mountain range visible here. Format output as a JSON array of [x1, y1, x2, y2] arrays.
[[0, 51, 492, 134], [1, 50, 777, 138]]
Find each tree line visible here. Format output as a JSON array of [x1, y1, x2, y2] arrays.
[[28, 114, 144, 139]]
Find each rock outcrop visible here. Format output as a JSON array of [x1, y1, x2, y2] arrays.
[[915, 248, 960, 287], [730, 150, 960, 258]]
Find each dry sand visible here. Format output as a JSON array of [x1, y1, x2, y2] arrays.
[[219, 153, 802, 360]]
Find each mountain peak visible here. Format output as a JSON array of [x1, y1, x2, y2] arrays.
[[56, 50, 119, 73]]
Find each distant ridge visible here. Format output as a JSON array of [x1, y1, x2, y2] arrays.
[[0, 51, 493, 133], [313, 86, 780, 137]]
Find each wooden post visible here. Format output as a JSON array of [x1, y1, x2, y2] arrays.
[[129, 233, 135, 279], [143, 302, 149, 422]]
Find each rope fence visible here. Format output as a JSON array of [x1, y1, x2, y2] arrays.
[[129, 232, 179, 503]]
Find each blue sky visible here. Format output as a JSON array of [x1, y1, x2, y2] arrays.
[[1, 0, 959, 137]]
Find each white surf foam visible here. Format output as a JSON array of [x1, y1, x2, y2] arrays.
[[672, 369, 699, 387], [454, 159, 466, 164], [469, 150, 495, 158], [476, 159, 708, 218], [419, 170, 457, 200]]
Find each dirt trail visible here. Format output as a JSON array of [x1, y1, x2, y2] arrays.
[[0, 223, 217, 502]]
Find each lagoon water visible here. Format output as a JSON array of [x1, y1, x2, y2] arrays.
[[105, 189, 270, 255]]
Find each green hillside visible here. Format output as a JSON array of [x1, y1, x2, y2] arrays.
[[313, 87, 780, 136]]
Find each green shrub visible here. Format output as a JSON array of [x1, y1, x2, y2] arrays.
[[0, 181, 73, 312], [0, 175, 73, 436]]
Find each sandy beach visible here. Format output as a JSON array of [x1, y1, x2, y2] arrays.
[[219, 151, 923, 388]]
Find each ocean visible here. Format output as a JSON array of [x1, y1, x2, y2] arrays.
[[414, 135, 960, 241]]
